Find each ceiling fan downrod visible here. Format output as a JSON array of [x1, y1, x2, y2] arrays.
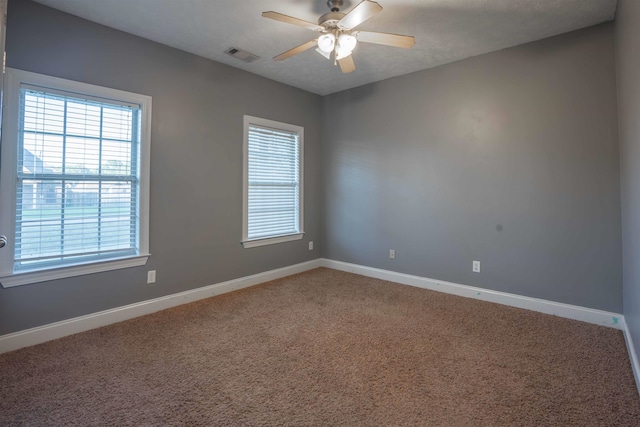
[[327, 0, 344, 12]]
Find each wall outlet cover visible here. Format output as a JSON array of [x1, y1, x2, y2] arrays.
[[473, 261, 481, 273]]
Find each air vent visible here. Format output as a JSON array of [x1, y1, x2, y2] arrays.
[[225, 47, 260, 63]]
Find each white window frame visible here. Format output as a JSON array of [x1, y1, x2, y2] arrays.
[[242, 115, 304, 248], [0, 68, 151, 287]]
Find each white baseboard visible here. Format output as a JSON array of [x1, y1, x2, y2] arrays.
[[321, 259, 624, 330], [623, 318, 640, 395], [0, 257, 627, 356], [0, 259, 322, 354]]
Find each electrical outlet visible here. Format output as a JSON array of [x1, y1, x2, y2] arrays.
[[309, 241, 314, 251], [472, 261, 480, 273], [389, 249, 396, 260], [147, 270, 156, 284]]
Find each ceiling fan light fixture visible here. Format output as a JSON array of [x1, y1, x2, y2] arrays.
[[318, 33, 336, 53], [338, 34, 357, 53], [316, 47, 332, 60], [335, 33, 357, 59], [263, 0, 414, 74], [335, 45, 352, 60]]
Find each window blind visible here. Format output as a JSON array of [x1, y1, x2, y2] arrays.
[[247, 124, 300, 240], [15, 87, 140, 269]]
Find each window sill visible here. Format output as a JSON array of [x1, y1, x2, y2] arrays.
[[242, 233, 304, 248], [0, 254, 150, 288]]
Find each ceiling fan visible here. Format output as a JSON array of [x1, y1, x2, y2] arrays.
[[262, 0, 415, 73]]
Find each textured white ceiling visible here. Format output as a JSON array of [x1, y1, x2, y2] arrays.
[[32, 0, 617, 95]]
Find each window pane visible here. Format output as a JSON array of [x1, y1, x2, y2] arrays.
[[102, 106, 133, 140], [66, 100, 101, 138], [21, 133, 64, 173], [15, 87, 140, 269], [23, 93, 64, 134], [17, 180, 64, 261], [102, 140, 132, 175], [66, 136, 100, 174], [246, 123, 301, 240]]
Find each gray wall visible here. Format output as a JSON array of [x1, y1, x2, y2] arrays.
[[0, 1, 625, 336], [322, 23, 622, 312], [0, 0, 322, 335], [616, 0, 640, 354]]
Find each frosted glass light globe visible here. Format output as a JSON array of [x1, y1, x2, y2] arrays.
[[318, 34, 336, 53], [338, 34, 357, 53]]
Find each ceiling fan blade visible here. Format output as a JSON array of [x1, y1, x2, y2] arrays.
[[338, 55, 356, 73], [274, 39, 318, 61], [356, 31, 415, 48], [262, 11, 323, 31], [338, 0, 383, 30]]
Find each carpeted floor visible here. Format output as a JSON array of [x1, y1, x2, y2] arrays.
[[1, 267, 639, 426]]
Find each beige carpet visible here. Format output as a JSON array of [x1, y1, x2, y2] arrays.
[[1, 267, 639, 426]]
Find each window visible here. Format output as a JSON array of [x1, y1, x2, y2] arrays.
[[242, 116, 303, 248], [0, 69, 151, 287]]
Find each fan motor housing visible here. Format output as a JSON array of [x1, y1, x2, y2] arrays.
[[318, 11, 345, 28]]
